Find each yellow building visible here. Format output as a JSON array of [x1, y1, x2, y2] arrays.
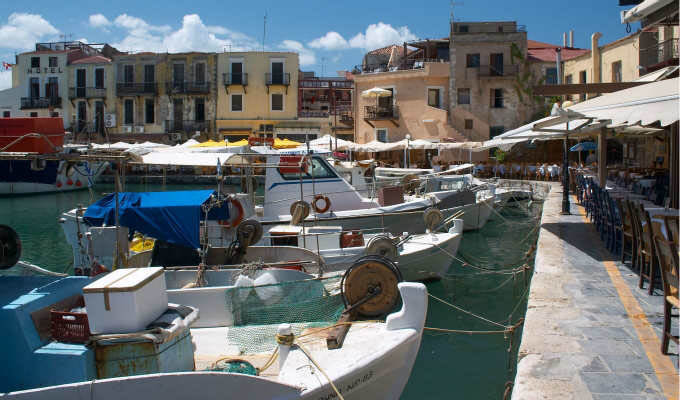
[[216, 52, 299, 141]]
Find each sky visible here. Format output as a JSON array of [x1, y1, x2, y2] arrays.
[[0, 0, 642, 90]]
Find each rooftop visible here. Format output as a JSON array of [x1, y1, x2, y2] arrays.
[[527, 39, 590, 62], [70, 55, 112, 65]]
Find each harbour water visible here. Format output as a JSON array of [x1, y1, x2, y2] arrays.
[[0, 184, 542, 399]]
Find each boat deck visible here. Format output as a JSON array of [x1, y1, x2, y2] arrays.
[[513, 183, 678, 399]]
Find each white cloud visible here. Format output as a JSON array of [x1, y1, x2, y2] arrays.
[[308, 31, 349, 50], [0, 69, 11, 90], [88, 14, 111, 29], [0, 13, 59, 50], [348, 22, 416, 51], [279, 40, 316, 66], [111, 14, 257, 53]]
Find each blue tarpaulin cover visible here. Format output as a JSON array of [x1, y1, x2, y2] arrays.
[[570, 142, 597, 152], [83, 190, 229, 249]]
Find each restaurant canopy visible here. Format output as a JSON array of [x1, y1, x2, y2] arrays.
[[308, 134, 357, 151], [141, 151, 249, 166], [83, 190, 229, 249]]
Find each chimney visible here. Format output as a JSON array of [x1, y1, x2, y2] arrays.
[[563, 32, 567, 47], [569, 30, 574, 48], [591, 32, 603, 85]]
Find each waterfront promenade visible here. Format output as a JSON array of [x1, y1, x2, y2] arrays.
[[513, 183, 678, 400]]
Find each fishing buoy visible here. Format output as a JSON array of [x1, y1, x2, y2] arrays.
[[75, 180, 82, 187], [55, 181, 62, 188], [365, 234, 398, 260], [66, 179, 73, 186], [341, 255, 402, 317]]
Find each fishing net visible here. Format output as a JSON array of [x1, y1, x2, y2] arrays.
[[225, 275, 345, 353]]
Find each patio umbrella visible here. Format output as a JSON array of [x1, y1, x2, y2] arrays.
[[569, 141, 597, 152], [361, 87, 393, 111]]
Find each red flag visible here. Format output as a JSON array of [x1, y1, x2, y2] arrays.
[[1, 62, 12, 70]]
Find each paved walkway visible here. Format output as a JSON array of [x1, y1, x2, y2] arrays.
[[513, 183, 678, 400]]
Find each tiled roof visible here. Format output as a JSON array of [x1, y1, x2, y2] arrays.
[[528, 39, 560, 49], [527, 39, 590, 62], [70, 55, 111, 64], [368, 44, 415, 56]]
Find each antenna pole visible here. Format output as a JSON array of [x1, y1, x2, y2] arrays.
[[262, 12, 267, 52]]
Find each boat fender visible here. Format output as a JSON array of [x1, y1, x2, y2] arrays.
[[219, 197, 244, 228], [234, 275, 255, 302], [55, 180, 62, 188], [312, 194, 331, 214], [75, 180, 82, 187], [289, 200, 311, 225], [423, 207, 444, 231], [66, 179, 73, 186], [254, 272, 284, 305], [365, 234, 398, 260]]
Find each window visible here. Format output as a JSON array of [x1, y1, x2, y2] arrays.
[[378, 88, 394, 109], [489, 126, 505, 138], [195, 63, 205, 84], [31, 57, 40, 69], [466, 53, 480, 68], [458, 25, 469, 33], [271, 93, 284, 111], [579, 70, 587, 101], [491, 88, 503, 108], [46, 77, 59, 99], [457, 88, 470, 105], [231, 94, 243, 112], [278, 156, 338, 180], [611, 61, 622, 82], [3, 111, 10, 118], [375, 128, 388, 143], [259, 124, 274, 132], [565, 74, 573, 84], [173, 64, 184, 85], [49, 57, 58, 68], [490, 53, 504, 75], [428, 88, 441, 108], [51, 112, 59, 117], [95, 68, 104, 89], [29, 78, 39, 98], [30, 112, 38, 117], [144, 65, 155, 83], [123, 65, 134, 83], [545, 68, 558, 85], [271, 61, 284, 84], [195, 98, 205, 121], [145, 99, 154, 124], [124, 99, 134, 125], [464, 119, 474, 130]]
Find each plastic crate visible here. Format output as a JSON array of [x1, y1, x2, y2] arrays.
[[50, 297, 91, 343]]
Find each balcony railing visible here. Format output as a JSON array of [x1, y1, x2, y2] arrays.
[[641, 38, 679, 67], [364, 105, 399, 120], [477, 64, 520, 77], [116, 82, 158, 96], [166, 81, 211, 95], [356, 58, 449, 74], [20, 97, 62, 109], [69, 87, 107, 99], [166, 120, 209, 133], [299, 111, 329, 118], [340, 113, 354, 125], [223, 73, 248, 86], [266, 73, 291, 86]]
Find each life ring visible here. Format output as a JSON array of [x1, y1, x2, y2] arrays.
[[312, 195, 331, 214], [218, 197, 244, 228]]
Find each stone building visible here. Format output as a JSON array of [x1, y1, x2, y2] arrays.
[[296, 71, 354, 142]]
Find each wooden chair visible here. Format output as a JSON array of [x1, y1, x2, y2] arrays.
[[653, 235, 679, 354], [664, 215, 678, 246], [637, 204, 658, 295], [616, 198, 634, 264], [625, 200, 640, 271]]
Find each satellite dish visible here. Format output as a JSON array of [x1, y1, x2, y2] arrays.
[[0, 225, 22, 269]]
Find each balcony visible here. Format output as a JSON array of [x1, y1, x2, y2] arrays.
[[265, 73, 290, 93], [356, 58, 449, 74], [166, 81, 211, 95], [166, 120, 209, 133], [640, 38, 679, 69], [299, 111, 330, 118], [477, 64, 520, 78], [116, 82, 158, 96], [363, 105, 399, 127], [69, 87, 107, 99], [340, 113, 354, 125], [223, 73, 248, 93], [20, 97, 62, 109]]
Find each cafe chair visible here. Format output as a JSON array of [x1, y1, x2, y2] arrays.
[[636, 204, 658, 295], [615, 198, 635, 264], [653, 235, 679, 355]]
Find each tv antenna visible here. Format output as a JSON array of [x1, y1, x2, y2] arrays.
[[262, 12, 267, 52], [450, 1, 463, 22]]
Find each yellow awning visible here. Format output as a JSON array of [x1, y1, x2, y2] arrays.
[[226, 139, 249, 147], [190, 140, 226, 148], [273, 138, 302, 149]]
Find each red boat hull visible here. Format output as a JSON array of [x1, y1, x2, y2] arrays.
[[0, 117, 65, 153]]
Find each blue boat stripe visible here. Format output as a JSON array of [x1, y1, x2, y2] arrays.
[[268, 178, 342, 191]]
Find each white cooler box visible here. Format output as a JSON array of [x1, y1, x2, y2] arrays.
[[83, 267, 168, 334]]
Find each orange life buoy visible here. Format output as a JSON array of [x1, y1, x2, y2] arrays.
[[312, 194, 331, 214], [218, 197, 244, 228]]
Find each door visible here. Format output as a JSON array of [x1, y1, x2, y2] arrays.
[[95, 101, 104, 133], [123, 65, 134, 84], [47, 77, 59, 103], [144, 65, 155, 92], [30, 78, 40, 99], [490, 53, 503, 76], [77, 101, 87, 132], [173, 99, 183, 131], [95, 69, 104, 89], [271, 62, 283, 84], [76, 69, 86, 97], [231, 62, 242, 84], [173, 64, 184, 91], [377, 88, 394, 117]]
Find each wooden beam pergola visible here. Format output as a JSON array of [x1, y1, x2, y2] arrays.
[[532, 82, 648, 96]]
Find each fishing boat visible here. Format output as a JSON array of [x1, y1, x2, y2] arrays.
[[0, 225, 427, 400], [0, 117, 107, 195]]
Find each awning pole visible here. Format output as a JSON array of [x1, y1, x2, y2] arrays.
[[561, 120, 571, 215], [671, 122, 679, 209]]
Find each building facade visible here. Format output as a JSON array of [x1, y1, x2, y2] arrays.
[[216, 52, 299, 141], [67, 55, 116, 135], [297, 71, 354, 141]]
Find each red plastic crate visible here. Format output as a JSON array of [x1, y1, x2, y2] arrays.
[[50, 297, 91, 343]]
